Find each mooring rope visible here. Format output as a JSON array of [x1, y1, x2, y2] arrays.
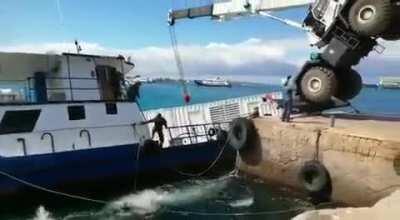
[[164, 206, 311, 216], [171, 130, 233, 177], [0, 170, 107, 205], [0, 169, 318, 218]]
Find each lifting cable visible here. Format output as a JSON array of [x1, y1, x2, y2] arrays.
[[169, 25, 191, 104]]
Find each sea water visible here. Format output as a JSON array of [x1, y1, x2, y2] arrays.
[[4, 82, 400, 220], [139, 81, 400, 115], [25, 175, 311, 220]]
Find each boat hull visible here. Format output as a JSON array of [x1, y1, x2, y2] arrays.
[[0, 141, 236, 200]]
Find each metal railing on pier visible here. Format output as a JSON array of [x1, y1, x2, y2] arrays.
[[167, 122, 229, 146]]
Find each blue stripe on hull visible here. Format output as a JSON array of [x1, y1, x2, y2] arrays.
[[0, 141, 235, 197]]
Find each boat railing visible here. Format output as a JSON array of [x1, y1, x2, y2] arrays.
[[0, 76, 103, 103], [167, 122, 230, 147], [26, 76, 100, 102]]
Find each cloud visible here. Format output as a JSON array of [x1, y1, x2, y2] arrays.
[[0, 38, 399, 84]]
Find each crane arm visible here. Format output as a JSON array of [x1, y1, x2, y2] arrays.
[[169, 0, 314, 25]]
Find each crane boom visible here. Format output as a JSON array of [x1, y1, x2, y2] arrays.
[[167, 0, 400, 111], [169, 0, 313, 25]]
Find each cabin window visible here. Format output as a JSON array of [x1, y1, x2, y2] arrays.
[[0, 110, 41, 134], [68, 105, 86, 120], [105, 103, 118, 115]]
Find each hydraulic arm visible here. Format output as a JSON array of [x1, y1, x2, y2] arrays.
[[168, 0, 400, 110], [169, 0, 313, 25]]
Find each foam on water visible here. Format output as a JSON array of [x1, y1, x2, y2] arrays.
[[32, 206, 54, 220], [229, 196, 255, 208], [108, 177, 229, 215]]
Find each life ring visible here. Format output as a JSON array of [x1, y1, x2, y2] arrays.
[[228, 118, 256, 151], [299, 160, 332, 197], [208, 128, 217, 137], [182, 138, 191, 145]]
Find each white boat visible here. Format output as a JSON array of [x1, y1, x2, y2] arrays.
[[0, 51, 235, 200], [379, 77, 400, 89], [194, 77, 232, 87]]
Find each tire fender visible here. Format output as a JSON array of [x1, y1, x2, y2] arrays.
[[299, 160, 331, 194], [228, 118, 256, 151]]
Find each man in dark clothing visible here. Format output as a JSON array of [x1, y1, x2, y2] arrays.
[[127, 81, 141, 102], [142, 113, 168, 146], [281, 75, 295, 122]]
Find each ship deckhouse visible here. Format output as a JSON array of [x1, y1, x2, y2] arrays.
[[0, 52, 150, 157]]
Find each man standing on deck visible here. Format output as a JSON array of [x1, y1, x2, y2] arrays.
[[142, 113, 168, 146]]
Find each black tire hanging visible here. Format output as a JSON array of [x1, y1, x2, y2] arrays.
[[299, 160, 331, 195], [300, 66, 338, 105], [228, 118, 256, 151], [336, 69, 363, 101], [348, 0, 393, 37]]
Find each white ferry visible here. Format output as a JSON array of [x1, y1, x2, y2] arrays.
[[194, 77, 232, 87], [379, 77, 400, 89]]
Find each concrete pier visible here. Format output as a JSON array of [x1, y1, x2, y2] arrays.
[[236, 116, 400, 206]]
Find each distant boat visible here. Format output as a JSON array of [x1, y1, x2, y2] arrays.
[[379, 77, 400, 89], [138, 77, 154, 83], [363, 83, 378, 89], [194, 77, 231, 87]]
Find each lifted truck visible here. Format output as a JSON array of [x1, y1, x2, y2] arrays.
[[168, 0, 400, 108]]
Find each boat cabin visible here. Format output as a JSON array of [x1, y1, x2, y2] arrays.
[[0, 52, 150, 157], [0, 52, 136, 103]]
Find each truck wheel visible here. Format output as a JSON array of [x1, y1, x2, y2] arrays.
[[382, 32, 400, 41], [337, 69, 362, 101], [300, 66, 338, 105], [382, 12, 400, 41], [348, 0, 393, 37]]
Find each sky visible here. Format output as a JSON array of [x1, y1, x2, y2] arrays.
[[0, 0, 399, 84]]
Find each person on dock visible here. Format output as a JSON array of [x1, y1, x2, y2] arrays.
[[142, 113, 168, 146], [281, 75, 295, 122]]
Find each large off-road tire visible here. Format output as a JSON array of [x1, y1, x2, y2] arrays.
[[337, 69, 363, 101], [300, 66, 338, 105], [348, 0, 393, 37], [382, 32, 400, 41], [382, 8, 400, 41]]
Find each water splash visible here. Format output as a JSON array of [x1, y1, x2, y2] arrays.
[[229, 197, 255, 208], [108, 178, 229, 215], [32, 206, 54, 220]]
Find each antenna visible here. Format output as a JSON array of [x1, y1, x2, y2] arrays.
[[74, 40, 82, 54]]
